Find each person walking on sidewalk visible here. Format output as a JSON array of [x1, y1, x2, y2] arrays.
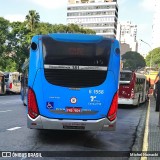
[[154, 70, 160, 111]]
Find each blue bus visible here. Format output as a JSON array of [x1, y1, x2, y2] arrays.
[[21, 33, 120, 131]]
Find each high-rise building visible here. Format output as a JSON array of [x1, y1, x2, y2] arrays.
[[152, 0, 160, 49], [116, 21, 138, 55], [67, 0, 118, 38]]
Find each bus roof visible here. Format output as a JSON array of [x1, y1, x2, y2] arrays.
[[4, 72, 20, 75], [121, 70, 146, 79], [135, 72, 146, 79], [41, 33, 116, 43], [120, 70, 132, 73]]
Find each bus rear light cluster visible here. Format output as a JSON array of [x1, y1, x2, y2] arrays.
[[28, 88, 39, 119], [9, 83, 12, 89], [107, 91, 118, 121], [131, 89, 135, 99]]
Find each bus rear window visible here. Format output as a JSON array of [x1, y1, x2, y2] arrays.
[[5, 74, 9, 82], [120, 72, 132, 81], [42, 36, 111, 66]]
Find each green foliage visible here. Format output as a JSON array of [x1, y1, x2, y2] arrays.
[[25, 10, 40, 32], [0, 10, 96, 72], [0, 57, 17, 72], [145, 47, 160, 67], [122, 51, 146, 70], [0, 17, 9, 56], [7, 21, 30, 72]]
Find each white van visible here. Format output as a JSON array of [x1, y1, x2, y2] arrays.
[[4, 72, 21, 94]]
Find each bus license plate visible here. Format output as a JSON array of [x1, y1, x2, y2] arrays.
[[66, 107, 81, 113]]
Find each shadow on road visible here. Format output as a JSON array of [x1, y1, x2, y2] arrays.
[[118, 101, 148, 110], [35, 129, 107, 150]]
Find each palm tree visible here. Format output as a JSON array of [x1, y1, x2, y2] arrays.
[[25, 10, 40, 32]]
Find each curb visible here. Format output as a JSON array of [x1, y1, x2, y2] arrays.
[[129, 101, 149, 160], [140, 99, 150, 160]]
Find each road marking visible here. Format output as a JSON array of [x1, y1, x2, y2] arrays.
[[0, 110, 12, 113], [141, 99, 150, 160], [0, 99, 21, 103], [7, 127, 21, 131]]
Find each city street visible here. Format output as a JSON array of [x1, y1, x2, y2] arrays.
[[0, 95, 148, 160]]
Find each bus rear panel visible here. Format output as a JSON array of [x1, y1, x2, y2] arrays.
[[118, 70, 147, 106], [27, 33, 120, 131]]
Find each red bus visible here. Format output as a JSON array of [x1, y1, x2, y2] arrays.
[[118, 70, 148, 106]]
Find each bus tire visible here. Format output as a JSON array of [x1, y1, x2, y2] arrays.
[[153, 89, 157, 100], [137, 96, 140, 107]]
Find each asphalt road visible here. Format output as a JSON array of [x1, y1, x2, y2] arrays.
[[0, 95, 147, 160]]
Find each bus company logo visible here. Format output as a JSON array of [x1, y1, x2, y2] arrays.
[[70, 97, 77, 104], [90, 96, 96, 102], [46, 102, 54, 109]]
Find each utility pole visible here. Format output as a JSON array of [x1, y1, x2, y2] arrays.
[[140, 39, 152, 68]]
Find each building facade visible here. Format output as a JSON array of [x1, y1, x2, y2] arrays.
[[152, 0, 160, 49], [116, 21, 138, 55], [67, 0, 118, 38]]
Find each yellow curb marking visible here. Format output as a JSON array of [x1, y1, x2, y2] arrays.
[[141, 100, 150, 160]]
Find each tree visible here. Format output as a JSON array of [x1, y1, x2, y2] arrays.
[[0, 17, 10, 71], [25, 10, 40, 32], [0, 11, 96, 72], [145, 47, 160, 67], [8, 21, 30, 72], [122, 51, 146, 70], [35, 23, 95, 34], [67, 23, 95, 34]]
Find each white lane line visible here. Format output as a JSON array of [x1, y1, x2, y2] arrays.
[[7, 127, 21, 131], [0, 102, 20, 105], [0, 99, 21, 103], [0, 110, 12, 113]]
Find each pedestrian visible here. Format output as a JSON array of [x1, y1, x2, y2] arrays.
[[154, 70, 160, 111]]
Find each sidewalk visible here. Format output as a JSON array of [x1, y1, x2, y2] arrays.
[[148, 95, 160, 160], [129, 95, 160, 160]]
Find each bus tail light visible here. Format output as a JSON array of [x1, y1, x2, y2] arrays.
[[107, 91, 118, 121], [9, 83, 12, 89], [28, 88, 39, 119], [131, 89, 135, 99]]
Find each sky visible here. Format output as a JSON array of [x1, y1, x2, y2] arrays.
[[0, 0, 154, 54]]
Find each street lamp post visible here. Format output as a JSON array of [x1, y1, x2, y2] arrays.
[[140, 39, 152, 68]]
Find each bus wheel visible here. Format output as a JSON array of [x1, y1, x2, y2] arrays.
[[153, 89, 157, 100], [146, 95, 149, 102], [137, 96, 140, 107]]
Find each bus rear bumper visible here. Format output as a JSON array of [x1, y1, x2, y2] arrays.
[[27, 115, 116, 131], [118, 98, 137, 105]]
